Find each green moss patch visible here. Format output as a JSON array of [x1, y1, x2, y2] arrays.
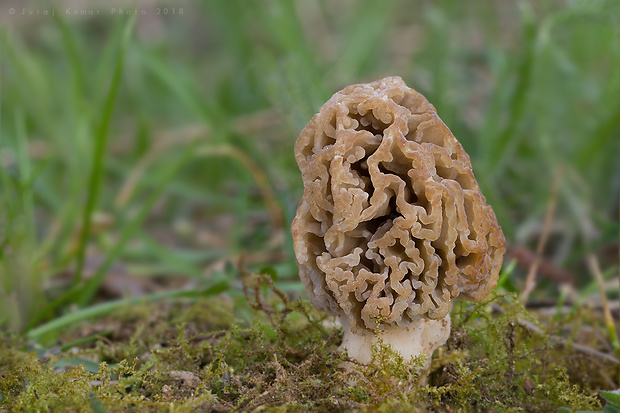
[[0, 280, 616, 412]]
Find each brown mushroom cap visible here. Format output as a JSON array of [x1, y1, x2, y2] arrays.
[[291, 76, 505, 334]]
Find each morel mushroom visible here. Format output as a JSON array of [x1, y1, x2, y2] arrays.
[[291, 76, 506, 366]]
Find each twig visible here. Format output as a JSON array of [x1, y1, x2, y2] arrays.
[[113, 110, 285, 250], [529, 301, 620, 319], [239, 255, 269, 315], [19, 110, 280, 163], [195, 144, 284, 237], [116, 141, 285, 249], [586, 254, 620, 353], [490, 303, 619, 365], [114, 111, 279, 206], [491, 303, 620, 365], [217, 397, 236, 409], [272, 353, 287, 383], [239, 255, 291, 327], [562, 166, 620, 355], [507, 246, 574, 284], [520, 164, 563, 305], [516, 317, 619, 365], [114, 132, 200, 208]]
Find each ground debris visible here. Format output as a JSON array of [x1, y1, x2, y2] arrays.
[[0, 292, 615, 412]]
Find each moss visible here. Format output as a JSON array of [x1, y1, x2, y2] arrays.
[[0, 283, 615, 411]]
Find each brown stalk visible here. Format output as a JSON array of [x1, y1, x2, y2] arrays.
[[520, 164, 563, 305], [507, 246, 574, 285], [516, 317, 619, 366], [195, 145, 284, 236], [586, 253, 620, 353], [116, 142, 284, 247], [114, 109, 280, 209], [563, 166, 619, 355], [239, 255, 291, 326], [490, 303, 619, 366]]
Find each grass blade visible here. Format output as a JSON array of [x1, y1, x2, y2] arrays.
[[76, 144, 196, 307], [74, 15, 136, 283], [26, 281, 229, 342], [485, 3, 536, 174]]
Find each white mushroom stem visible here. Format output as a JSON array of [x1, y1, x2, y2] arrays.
[[338, 315, 451, 367]]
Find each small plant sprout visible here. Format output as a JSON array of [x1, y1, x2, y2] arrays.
[[291, 77, 506, 369]]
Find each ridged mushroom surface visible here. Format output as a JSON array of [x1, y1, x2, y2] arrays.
[[291, 76, 505, 334]]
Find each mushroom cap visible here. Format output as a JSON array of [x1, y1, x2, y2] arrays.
[[291, 76, 506, 333]]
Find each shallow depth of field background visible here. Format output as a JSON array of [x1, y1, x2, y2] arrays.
[[0, 0, 618, 335]]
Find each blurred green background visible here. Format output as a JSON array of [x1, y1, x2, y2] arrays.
[[1, 0, 618, 335]]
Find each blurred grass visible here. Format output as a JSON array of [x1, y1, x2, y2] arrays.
[[0, 0, 618, 338]]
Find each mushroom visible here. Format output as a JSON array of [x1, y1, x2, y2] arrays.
[[291, 76, 506, 368]]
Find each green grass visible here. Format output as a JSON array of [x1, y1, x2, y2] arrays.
[[0, 0, 618, 410]]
